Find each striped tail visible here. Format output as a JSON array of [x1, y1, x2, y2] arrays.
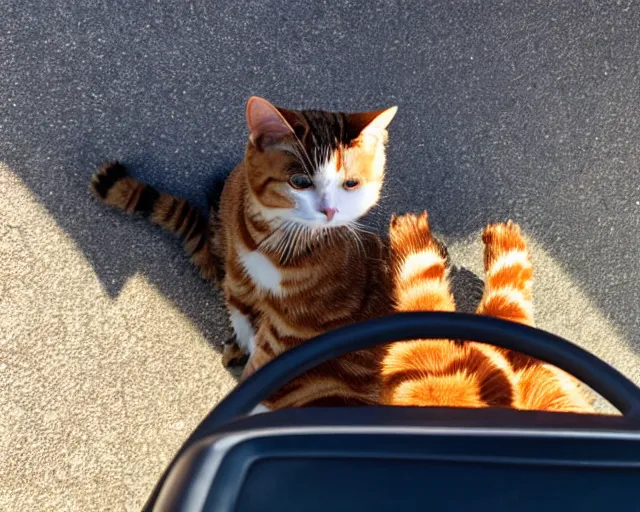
[[388, 211, 455, 313], [476, 220, 534, 327], [90, 161, 219, 283]]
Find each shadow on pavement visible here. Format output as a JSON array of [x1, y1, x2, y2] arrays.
[[2, 1, 639, 356]]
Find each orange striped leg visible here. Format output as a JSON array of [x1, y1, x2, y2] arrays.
[[477, 222, 591, 411], [382, 212, 457, 406], [476, 220, 534, 326], [388, 211, 455, 312], [475, 220, 537, 371]]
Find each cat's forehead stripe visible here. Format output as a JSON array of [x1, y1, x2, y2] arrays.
[[297, 110, 356, 150], [289, 110, 358, 174], [335, 148, 343, 171]]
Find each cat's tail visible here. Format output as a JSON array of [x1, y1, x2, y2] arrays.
[[90, 161, 220, 283], [388, 211, 455, 312]]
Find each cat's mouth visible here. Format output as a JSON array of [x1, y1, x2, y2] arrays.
[[286, 214, 349, 229]]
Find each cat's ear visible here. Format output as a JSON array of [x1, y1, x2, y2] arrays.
[[246, 96, 295, 150], [346, 106, 398, 140]]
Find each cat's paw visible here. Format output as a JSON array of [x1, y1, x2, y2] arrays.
[[482, 220, 529, 270], [482, 220, 527, 251], [90, 161, 130, 201], [221, 338, 249, 368], [389, 211, 447, 261]]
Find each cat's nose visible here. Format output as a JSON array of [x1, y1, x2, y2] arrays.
[[321, 207, 337, 221]]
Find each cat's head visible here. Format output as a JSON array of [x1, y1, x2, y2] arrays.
[[243, 96, 397, 229]]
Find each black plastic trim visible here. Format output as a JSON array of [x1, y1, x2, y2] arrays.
[[152, 422, 640, 511]]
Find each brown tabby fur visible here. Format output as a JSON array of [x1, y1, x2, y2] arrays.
[[382, 212, 593, 412], [218, 154, 392, 408], [90, 97, 396, 409]]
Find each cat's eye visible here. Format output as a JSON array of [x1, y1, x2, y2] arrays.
[[343, 179, 360, 190], [288, 174, 314, 190]]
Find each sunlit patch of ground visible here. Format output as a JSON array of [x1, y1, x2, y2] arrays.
[[0, 163, 236, 511]]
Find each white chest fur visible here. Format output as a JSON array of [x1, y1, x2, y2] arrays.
[[238, 249, 283, 294]]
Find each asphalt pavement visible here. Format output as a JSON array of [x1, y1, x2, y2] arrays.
[[2, 1, 640, 510]]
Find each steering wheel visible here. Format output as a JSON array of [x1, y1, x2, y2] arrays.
[[204, 312, 640, 424], [144, 312, 640, 511]]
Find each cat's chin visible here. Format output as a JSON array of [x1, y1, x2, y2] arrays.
[[285, 218, 355, 230]]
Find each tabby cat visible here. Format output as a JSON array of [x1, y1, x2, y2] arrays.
[[91, 96, 398, 409], [382, 212, 592, 412]]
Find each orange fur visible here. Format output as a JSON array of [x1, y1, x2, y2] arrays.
[[382, 213, 592, 413]]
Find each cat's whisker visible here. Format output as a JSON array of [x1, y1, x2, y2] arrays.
[[258, 220, 291, 253], [307, 226, 318, 251], [283, 224, 303, 264], [283, 141, 313, 179], [348, 225, 366, 257], [270, 223, 296, 257], [326, 226, 336, 247], [278, 232, 292, 264], [287, 145, 310, 178], [352, 222, 378, 237], [293, 224, 307, 259], [342, 225, 357, 254], [322, 144, 330, 169], [282, 223, 299, 253]]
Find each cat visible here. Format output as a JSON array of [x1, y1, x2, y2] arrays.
[[90, 96, 590, 413], [381, 211, 592, 412], [90, 96, 398, 409]]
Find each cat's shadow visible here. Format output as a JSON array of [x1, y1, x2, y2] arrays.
[[449, 266, 485, 314]]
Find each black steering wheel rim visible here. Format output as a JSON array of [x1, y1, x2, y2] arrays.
[[143, 312, 640, 511], [207, 312, 640, 424]]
